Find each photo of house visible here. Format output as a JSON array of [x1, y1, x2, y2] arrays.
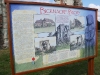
[[34, 15, 56, 33], [34, 18, 55, 28]]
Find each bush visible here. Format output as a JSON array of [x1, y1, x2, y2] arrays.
[[98, 21, 100, 30]]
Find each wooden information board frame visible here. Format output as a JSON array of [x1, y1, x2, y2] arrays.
[[5, 0, 98, 75]]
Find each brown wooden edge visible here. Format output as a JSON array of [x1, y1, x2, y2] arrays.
[[60, 0, 64, 4], [95, 9, 98, 57], [5, 0, 98, 75], [6, 3, 15, 75]]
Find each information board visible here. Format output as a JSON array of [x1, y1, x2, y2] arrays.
[[6, 1, 98, 75]]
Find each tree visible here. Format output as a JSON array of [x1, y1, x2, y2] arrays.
[[98, 21, 100, 30]]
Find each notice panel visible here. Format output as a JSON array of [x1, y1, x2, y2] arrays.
[[9, 3, 97, 74]]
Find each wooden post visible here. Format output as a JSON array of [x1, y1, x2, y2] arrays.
[[60, 0, 65, 5], [88, 58, 94, 75], [60, 0, 63, 4]]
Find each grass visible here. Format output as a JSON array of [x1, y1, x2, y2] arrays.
[[0, 49, 11, 75], [0, 33, 100, 75]]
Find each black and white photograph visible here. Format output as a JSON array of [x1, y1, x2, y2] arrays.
[[55, 23, 70, 50], [34, 37, 56, 55], [34, 15, 56, 33], [70, 16, 85, 32], [70, 34, 85, 50]]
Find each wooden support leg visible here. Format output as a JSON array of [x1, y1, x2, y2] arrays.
[[88, 58, 94, 75]]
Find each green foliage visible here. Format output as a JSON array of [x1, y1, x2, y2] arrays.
[[98, 21, 100, 30]]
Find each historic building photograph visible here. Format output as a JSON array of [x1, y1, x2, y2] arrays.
[[55, 24, 70, 50], [34, 37, 56, 55], [70, 16, 85, 32], [34, 15, 56, 33], [70, 34, 85, 50]]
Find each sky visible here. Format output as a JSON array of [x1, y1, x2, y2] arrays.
[[19, 0, 100, 21], [82, 0, 100, 21]]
